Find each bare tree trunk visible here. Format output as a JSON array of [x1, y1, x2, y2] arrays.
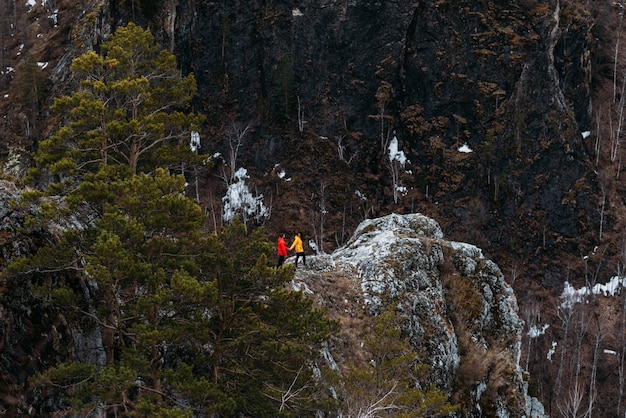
[[226, 122, 249, 185], [588, 317, 607, 418], [615, 3, 626, 103], [556, 303, 576, 398], [611, 70, 626, 162], [319, 182, 328, 253], [194, 165, 200, 204], [573, 308, 589, 380], [595, 109, 601, 167], [618, 285, 626, 416], [297, 95, 305, 134], [522, 301, 540, 372], [597, 170, 610, 240]]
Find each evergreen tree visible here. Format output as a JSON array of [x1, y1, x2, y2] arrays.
[[336, 307, 459, 417], [4, 23, 338, 417], [31, 22, 204, 195], [9, 170, 338, 417]]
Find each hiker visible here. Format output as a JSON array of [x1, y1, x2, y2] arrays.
[[289, 232, 306, 268], [276, 233, 287, 268]]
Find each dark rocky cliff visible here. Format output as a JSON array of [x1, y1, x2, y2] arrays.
[[143, 0, 599, 275], [0, 0, 601, 268]]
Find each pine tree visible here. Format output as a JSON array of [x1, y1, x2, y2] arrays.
[[4, 23, 338, 417], [336, 307, 459, 417], [30, 22, 204, 195], [10, 171, 338, 417]]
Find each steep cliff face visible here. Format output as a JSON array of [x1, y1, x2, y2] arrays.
[[0, 0, 603, 273], [295, 213, 542, 417], [104, 0, 600, 290], [162, 0, 596, 258]]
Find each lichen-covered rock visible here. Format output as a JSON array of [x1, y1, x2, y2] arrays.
[[296, 213, 545, 417], [0, 180, 45, 267], [0, 181, 102, 413]]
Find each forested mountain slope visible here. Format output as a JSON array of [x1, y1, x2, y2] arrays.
[[1, 0, 626, 416]]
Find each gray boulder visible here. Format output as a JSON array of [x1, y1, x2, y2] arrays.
[[295, 213, 545, 417]]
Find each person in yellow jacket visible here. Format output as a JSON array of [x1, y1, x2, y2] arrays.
[[289, 232, 307, 268]]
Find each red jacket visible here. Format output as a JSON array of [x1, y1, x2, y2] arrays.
[[277, 237, 288, 257]]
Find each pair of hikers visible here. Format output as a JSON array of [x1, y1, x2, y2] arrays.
[[276, 232, 307, 268]]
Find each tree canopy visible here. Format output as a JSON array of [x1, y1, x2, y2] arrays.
[[5, 23, 339, 417], [31, 22, 204, 195], [335, 307, 459, 417]]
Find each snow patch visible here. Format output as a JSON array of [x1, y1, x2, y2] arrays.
[[190, 131, 200, 152], [528, 324, 549, 338], [48, 9, 58, 26], [547, 341, 557, 360], [458, 143, 473, 153], [388, 135, 407, 166], [560, 276, 626, 308], [222, 168, 269, 224]]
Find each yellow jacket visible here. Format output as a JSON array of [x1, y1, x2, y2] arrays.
[[289, 235, 304, 253]]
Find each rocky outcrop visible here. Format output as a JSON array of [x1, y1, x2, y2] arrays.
[[0, 180, 56, 267], [293, 213, 545, 417], [0, 183, 540, 416]]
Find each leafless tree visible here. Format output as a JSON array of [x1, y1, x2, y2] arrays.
[[597, 170, 611, 240], [618, 279, 626, 416], [297, 95, 305, 134], [318, 182, 328, 253], [336, 135, 358, 164], [341, 380, 405, 418], [594, 108, 602, 167], [205, 193, 219, 234], [222, 122, 250, 185], [556, 301, 577, 397], [610, 72, 626, 163], [508, 261, 520, 285], [572, 307, 590, 381], [614, 0, 626, 103], [522, 300, 541, 372], [374, 81, 393, 152], [334, 206, 349, 248], [556, 380, 591, 418], [587, 316, 607, 418], [309, 181, 329, 253], [263, 366, 313, 412]]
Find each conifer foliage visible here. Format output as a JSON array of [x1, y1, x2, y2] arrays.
[[336, 308, 459, 417], [31, 22, 204, 193], [3, 23, 338, 417]]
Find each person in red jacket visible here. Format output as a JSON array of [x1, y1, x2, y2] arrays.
[[276, 233, 288, 268]]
